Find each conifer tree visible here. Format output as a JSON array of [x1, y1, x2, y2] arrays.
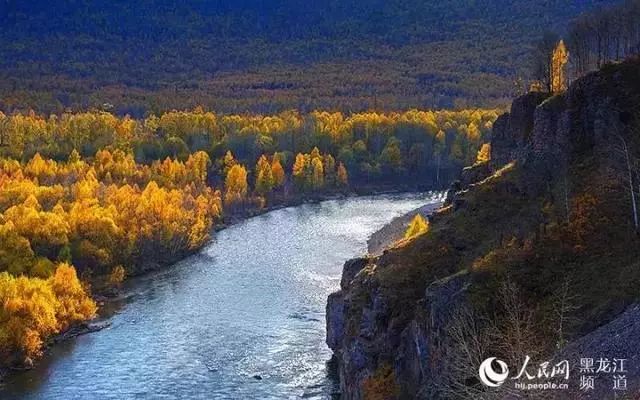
[[476, 143, 491, 164], [311, 158, 324, 190], [292, 153, 307, 190], [255, 155, 274, 196], [224, 164, 248, 205], [551, 40, 569, 93], [271, 157, 286, 188], [404, 214, 429, 239]]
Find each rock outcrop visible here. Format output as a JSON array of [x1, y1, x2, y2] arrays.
[[326, 58, 640, 399], [444, 162, 491, 208], [489, 91, 550, 170], [327, 258, 369, 352], [326, 257, 472, 399], [556, 303, 640, 399]]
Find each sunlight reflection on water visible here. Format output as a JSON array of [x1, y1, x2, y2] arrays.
[[1, 193, 442, 400]]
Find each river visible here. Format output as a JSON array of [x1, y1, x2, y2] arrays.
[[0, 193, 443, 400]]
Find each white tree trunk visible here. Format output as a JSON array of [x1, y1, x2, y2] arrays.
[[619, 135, 639, 230]]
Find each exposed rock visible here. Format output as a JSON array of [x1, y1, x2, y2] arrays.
[[395, 272, 471, 398], [460, 162, 491, 187], [326, 291, 346, 352], [326, 58, 640, 399], [444, 180, 461, 206], [555, 303, 640, 399], [327, 258, 373, 354], [446, 91, 545, 206], [340, 258, 369, 291], [423, 272, 471, 331], [444, 158, 490, 208], [327, 257, 472, 399], [490, 91, 550, 170]]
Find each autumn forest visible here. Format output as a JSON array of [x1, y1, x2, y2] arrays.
[[0, 108, 497, 366], [2, 0, 640, 398]]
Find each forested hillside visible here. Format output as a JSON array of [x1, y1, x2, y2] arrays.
[[0, 0, 618, 114], [326, 54, 640, 400]]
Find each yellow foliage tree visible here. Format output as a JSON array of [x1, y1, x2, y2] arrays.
[[4, 196, 70, 255], [224, 164, 248, 206], [310, 146, 322, 161], [405, 214, 429, 239], [0, 264, 95, 361], [476, 143, 492, 164], [271, 157, 286, 188], [0, 222, 35, 275], [108, 265, 126, 287], [185, 151, 211, 184], [551, 40, 569, 94], [292, 153, 308, 189], [255, 155, 274, 196], [0, 272, 59, 359], [49, 263, 97, 331], [311, 158, 324, 190]]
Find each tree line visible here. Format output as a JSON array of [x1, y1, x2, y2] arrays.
[[0, 151, 223, 366], [0, 108, 499, 189], [0, 106, 497, 367], [0, 0, 607, 114], [532, 0, 640, 90], [567, 0, 640, 77]]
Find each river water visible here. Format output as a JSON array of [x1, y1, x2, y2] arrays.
[[1, 193, 442, 400]]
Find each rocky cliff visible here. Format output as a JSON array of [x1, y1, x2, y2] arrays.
[[327, 57, 640, 399]]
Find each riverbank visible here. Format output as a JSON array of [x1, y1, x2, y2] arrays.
[[0, 193, 433, 398], [1, 188, 438, 382], [0, 321, 112, 381], [367, 195, 445, 256], [115, 187, 427, 278], [215, 182, 444, 232]]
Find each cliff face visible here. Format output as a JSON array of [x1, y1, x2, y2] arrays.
[[327, 264, 472, 399], [489, 91, 550, 169], [327, 58, 640, 399]]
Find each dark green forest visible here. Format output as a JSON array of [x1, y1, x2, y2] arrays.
[[0, 0, 617, 114]]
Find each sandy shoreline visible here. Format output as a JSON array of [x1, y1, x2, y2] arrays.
[[367, 198, 443, 256]]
